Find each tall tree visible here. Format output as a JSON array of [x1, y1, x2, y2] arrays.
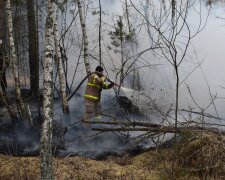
[[172, 0, 176, 20], [98, 0, 102, 65], [0, 1, 4, 40], [144, 0, 153, 45], [27, 0, 39, 98], [125, 0, 131, 34], [53, 10, 69, 114], [77, 0, 91, 75], [0, 1, 17, 122], [40, 0, 55, 179], [0, 0, 7, 92], [0, 44, 17, 121], [5, 0, 33, 125]]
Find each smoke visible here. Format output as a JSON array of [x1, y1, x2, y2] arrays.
[[56, 92, 137, 158], [0, 90, 140, 158], [0, 116, 40, 156]]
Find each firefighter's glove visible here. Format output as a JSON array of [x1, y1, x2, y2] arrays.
[[108, 82, 114, 89]]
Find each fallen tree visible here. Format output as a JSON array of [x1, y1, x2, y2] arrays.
[[83, 120, 224, 135]]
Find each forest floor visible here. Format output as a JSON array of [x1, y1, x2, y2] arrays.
[[1, 131, 225, 180], [0, 148, 192, 180]]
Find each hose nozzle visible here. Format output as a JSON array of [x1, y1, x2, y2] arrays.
[[106, 78, 120, 87]]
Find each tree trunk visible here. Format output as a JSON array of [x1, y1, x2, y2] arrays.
[[119, 16, 124, 88], [27, 0, 39, 98], [76, 0, 91, 75], [98, 0, 102, 65], [53, 11, 69, 114], [0, 44, 17, 121], [144, 0, 153, 45], [40, 0, 54, 179], [172, 0, 176, 20], [161, 0, 167, 12], [0, 0, 7, 92], [0, 45, 7, 92], [5, 0, 33, 125], [125, 0, 131, 34], [0, 86, 17, 121], [0, 1, 4, 41]]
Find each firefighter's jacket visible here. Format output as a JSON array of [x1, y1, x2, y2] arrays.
[[84, 72, 113, 102]]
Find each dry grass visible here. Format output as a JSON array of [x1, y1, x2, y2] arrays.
[[1, 131, 225, 179], [175, 131, 225, 179], [0, 153, 159, 180]]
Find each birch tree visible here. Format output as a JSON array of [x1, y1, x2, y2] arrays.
[[76, 0, 91, 75], [40, 0, 55, 179], [5, 0, 32, 125], [53, 10, 69, 114]]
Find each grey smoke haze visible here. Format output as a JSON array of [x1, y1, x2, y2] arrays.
[[36, 0, 225, 117], [96, 0, 225, 118], [55, 93, 139, 158], [58, 0, 225, 133]]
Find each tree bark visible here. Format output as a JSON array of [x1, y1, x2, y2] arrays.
[[120, 16, 124, 88], [98, 0, 102, 65], [0, 86, 17, 121], [91, 124, 222, 135], [0, 44, 17, 121], [85, 120, 161, 128], [76, 0, 91, 75], [5, 0, 33, 125], [125, 0, 131, 34], [0, 1, 4, 41], [0, 1, 7, 92], [40, 0, 54, 179], [53, 11, 69, 114], [172, 0, 176, 20], [27, 0, 39, 98]]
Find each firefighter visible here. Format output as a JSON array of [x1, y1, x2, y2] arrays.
[[83, 66, 114, 123]]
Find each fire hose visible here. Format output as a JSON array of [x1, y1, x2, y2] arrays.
[[67, 72, 120, 101]]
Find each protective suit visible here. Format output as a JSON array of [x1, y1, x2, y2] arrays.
[[83, 68, 114, 122]]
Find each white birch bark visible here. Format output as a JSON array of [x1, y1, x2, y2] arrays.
[[5, 0, 33, 125], [77, 0, 91, 75], [53, 11, 69, 114], [40, 0, 54, 179]]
